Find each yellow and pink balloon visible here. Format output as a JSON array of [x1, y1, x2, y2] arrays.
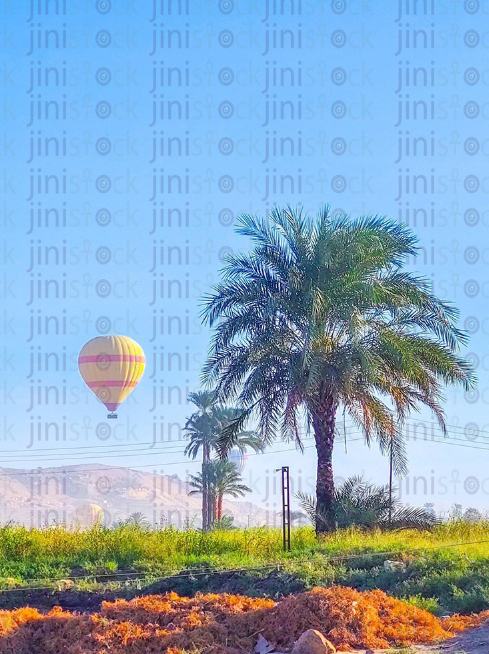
[[78, 335, 145, 418], [74, 503, 104, 528]]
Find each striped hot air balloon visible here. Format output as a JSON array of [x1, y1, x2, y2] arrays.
[[74, 503, 104, 528], [229, 448, 247, 472], [78, 335, 145, 418]]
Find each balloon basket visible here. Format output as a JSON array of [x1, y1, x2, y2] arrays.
[[107, 413, 118, 419]]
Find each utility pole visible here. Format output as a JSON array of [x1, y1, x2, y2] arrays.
[[388, 439, 393, 526], [276, 466, 291, 551]]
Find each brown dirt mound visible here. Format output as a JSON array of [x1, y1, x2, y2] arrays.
[[0, 587, 487, 653]]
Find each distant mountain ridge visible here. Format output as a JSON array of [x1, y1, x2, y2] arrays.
[[0, 464, 273, 529]]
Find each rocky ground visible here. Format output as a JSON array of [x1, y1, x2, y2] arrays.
[[339, 619, 489, 654], [416, 618, 489, 653]]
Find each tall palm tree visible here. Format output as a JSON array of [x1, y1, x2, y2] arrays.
[[188, 460, 251, 526], [184, 391, 263, 529], [183, 390, 218, 460], [184, 390, 218, 530], [202, 206, 475, 534]]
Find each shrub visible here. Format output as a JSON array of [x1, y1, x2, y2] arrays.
[[297, 476, 439, 530]]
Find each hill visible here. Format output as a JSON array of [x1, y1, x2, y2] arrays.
[[0, 464, 270, 528]]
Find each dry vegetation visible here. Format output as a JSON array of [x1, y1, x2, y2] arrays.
[[1, 522, 489, 615], [0, 522, 489, 652], [0, 587, 488, 654]]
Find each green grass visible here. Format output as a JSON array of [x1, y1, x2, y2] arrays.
[[1, 520, 489, 614], [403, 594, 442, 616]]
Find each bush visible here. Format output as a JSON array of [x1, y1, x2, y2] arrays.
[[404, 595, 441, 616], [297, 476, 439, 530]]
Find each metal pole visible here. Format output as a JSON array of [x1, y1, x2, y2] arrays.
[[276, 466, 291, 552], [281, 468, 286, 551], [285, 466, 291, 551], [388, 440, 393, 526]]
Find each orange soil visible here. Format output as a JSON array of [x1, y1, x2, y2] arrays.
[[0, 587, 487, 653]]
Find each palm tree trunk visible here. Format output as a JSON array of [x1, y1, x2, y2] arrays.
[[217, 493, 223, 521], [202, 442, 211, 530], [208, 492, 216, 528], [201, 460, 207, 530], [311, 395, 338, 535]]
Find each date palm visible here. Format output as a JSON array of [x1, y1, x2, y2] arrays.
[[188, 460, 251, 526], [202, 206, 475, 534], [184, 391, 218, 463], [184, 391, 262, 529], [124, 512, 151, 529], [297, 476, 438, 530], [184, 390, 218, 530]]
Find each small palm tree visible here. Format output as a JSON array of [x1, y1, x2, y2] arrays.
[[184, 391, 262, 529], [202, 206, 475, 534], [124, 512, 151, 529], [188, 459, 251, 527], [297, 476, 438, 530]]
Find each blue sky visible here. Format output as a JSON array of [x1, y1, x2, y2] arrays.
[[2, 0, 489, 520]]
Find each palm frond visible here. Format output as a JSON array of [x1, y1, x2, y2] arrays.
[[297, 477, 438, 530], [201, 206, 475, 530]]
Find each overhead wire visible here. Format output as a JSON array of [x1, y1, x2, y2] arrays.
[[1, 537, 489, 593]]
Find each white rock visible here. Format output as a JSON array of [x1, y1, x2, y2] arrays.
[[383, 559, 407, 572]]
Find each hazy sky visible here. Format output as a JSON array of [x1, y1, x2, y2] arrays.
[[2, 0, 489, 521]]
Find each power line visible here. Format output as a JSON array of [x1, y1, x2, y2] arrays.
[[2, 430, 489, 474], [1, 423, 489, 476], [400, 416, 489, 438], [0, 414, 482, 459], [0, 443, 317, 477], [342, 431, 489, 452], [347, 419, 489, 440], [0, 439, 192, 456], [0, 417, 482, 465], [0, 446, 190, 465], [2, 537, 489, 592], [0, 424, 480, 465]]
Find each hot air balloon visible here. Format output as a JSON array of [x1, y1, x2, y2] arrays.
[[229, 448, 247, 472], [78, 335, 145, 419], [74, 503, 104, 528]]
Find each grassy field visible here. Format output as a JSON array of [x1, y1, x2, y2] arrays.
[[0, 521, 489, 614]]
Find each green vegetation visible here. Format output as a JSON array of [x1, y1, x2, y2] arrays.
[[0, 521, 489, 614], [298, 476, 438, 530]]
